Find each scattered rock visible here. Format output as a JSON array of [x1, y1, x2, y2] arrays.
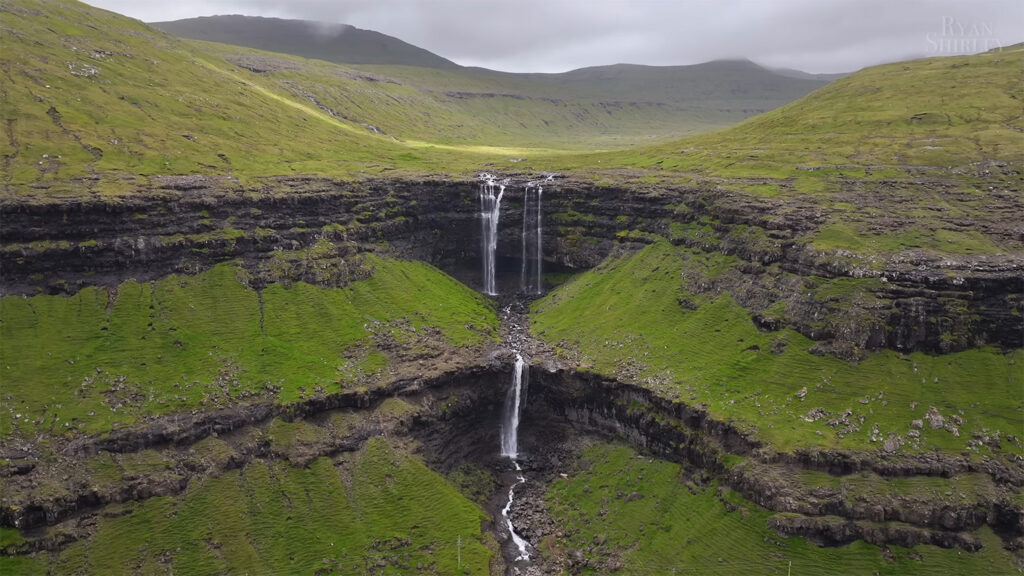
[[925, 407, 944, 429], [883, 435, 903, 453]]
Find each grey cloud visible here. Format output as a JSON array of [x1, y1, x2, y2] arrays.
[[90, 0, 1024, 73]]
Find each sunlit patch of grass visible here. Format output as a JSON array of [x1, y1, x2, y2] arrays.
[[531, 240, 1023, 455]]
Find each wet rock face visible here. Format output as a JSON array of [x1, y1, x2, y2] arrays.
[[1, 365, 509, 533], [0, 177, 484, 295], [521, 367, 1023, 549], [1, 176, 1020, 354]]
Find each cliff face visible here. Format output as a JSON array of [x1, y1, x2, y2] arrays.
[[4, 361, 1018, 555], [1, 171, 1020, 563], [3, 175, 1020, 355]]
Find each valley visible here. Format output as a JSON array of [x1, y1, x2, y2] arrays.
[[1, 1, 1022, 574]]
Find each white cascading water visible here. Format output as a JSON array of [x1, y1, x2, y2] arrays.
[[502, 461, 530, 561], [534, 185, 542, 294], [520, 186, 530, 294], [519, 183, 544, 295], [499, 354, 531, 561], [479, 174, 506, 296], [500, 354, 527, 458]]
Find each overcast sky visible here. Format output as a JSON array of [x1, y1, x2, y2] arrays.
[[88, 0, 1022, 73]]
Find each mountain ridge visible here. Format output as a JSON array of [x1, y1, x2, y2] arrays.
[[151, 14, 841, 81], [151, 14, 461, 69]]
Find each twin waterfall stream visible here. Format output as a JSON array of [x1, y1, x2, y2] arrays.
[[479, 174, 548, 568], [479, 174, 547, 296]]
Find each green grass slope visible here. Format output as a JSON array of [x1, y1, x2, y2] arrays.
[[530, 240, 1022, 456], [539, 59, 830, 107], [2, 438, 493, 575], [0, 0, 837, 199], [0, 0, 534, 197], [545, 442, 1018, 575], [555, 43, 1024, 181], [0, 254, 497, 439], [150, 15, 832, 143]]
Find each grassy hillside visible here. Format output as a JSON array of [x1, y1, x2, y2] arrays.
[[5, 1, 1019, 208], [545, 442, 1018, 575], [553, 43, 1024, 181], [0, 0, 837, 200], [530, 240, 1022, 456], [349, 59, 827, 148], [1, 439, 493, 575], [0, 254, 497, 439], [0, 0, 541, 197], [151, 15, 831, 140], [151, 15, 461, 69]]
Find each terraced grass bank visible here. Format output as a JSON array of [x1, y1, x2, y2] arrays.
[[542, 442, 1017, 575], [2, 439, 494, 575], [0, 254, 497, 440], [530, 240, 1022, 457], [1, 1, 1022, 573]]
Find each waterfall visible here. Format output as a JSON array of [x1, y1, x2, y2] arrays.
[[499, 354, 530, 561], [520, 187, 529, 294], [479, 174, 505, 296], [534, 186, 542, 295], [519, 184, 543, 295], [500, 354, 527, 458]]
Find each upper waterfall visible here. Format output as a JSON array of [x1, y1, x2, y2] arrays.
[[479, 173, 506, 296], [520, 183, 543, 295]]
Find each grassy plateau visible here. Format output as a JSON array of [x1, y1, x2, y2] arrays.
[[531, 240, 1022, 457], [0, 254, 497, 439], [1, 438, 494, 575], [544, 442, 1018, 575]]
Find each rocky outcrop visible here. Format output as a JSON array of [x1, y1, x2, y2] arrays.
[[1, 357, 1020, 557], [767, 513, 983, 550], [525, 366, 1024, 548], [0, 363, 508, 532], [3, 175, 1019, 355], [0, 176, 485, 295]]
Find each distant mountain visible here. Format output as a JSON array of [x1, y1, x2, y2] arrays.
[[148, 16, 838, 145], [534, 60, 832, 108], [150, 15, 460, 69], [765, 65, 848, 82]]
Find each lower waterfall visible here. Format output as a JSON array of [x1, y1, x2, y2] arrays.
[[499, 354, 531, 562]]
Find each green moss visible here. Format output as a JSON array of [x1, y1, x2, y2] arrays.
[[0, 256, 497, 438], [545, 442, 1018, 575], [3, 440, 491, 575], [813, 223, 1004, 255], [531, 240, 1023, 455], [446, 463, 499, 508]]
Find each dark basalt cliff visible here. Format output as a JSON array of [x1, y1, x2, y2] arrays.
[[3, 360, 1020, 557], [2, 175, 1020, 355], [1, 174, 1021, 562], [524, 366, 1024, 546]]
